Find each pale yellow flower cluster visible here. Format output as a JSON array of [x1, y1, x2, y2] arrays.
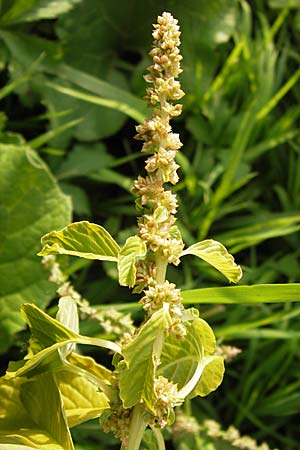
[[141, 280, 186, 337], [133, 12, 185, 267], [152, 375, 182, 428]]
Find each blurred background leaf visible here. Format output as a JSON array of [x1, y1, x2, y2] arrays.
[[0, 144, 71, 353]]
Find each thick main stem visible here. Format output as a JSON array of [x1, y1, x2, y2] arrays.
[[123, 403, 148, 450]]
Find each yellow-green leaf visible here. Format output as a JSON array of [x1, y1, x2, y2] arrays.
[[118, 236, 147, 287], [38, 221, 120, 261], [119, 305, 172, 411], [159, 318, 224, 399], [6, 304, 121, 380], [191, 356, 225, 397], [55, 369, 110, 428], [0, 373, 73, 450], [181, 239, 242, 283]]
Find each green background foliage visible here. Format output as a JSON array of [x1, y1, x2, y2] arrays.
[[1, 0, 300, 449]]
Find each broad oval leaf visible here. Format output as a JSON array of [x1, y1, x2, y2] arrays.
[[38, 221, 120, 261], [118, 235, 147, 287], [181, 239, 242, 283], [159, 318, 224, 399]]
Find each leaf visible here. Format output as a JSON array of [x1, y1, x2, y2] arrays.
[[55, 65, 148, 124], [59, 183, 91, 217], [181, 284, 300, 304], [0, 373, 73, 450], [191, 356, 225, 397], [181, 240, 242, 283], [0, 0, 82, 25], [0, 144, 71, 353], [20, 373, 74, 450], [55, 0, 154, 75], [6, 303, 121, 380], [0, 55, 42, 101], [39, 73, 129, 144], [56, 297, 79, 358], [67, 352, 114, 396], [118, 236, 147, 287], [268, 0, 300, 8], [38, 221, 120, 262], [29, 119, 82, 150], [21, 303, 79, 351], [171, 0, 238, 48], [119, 305, 172, 411], [55, 369, 110, 428], [215, 306, 300, 339], [0, 30, 147, 144], [159, 318, 224, 399], [89, 169, 133, 192], [215, 214, 300, 253], [56, 142, 114, 180]]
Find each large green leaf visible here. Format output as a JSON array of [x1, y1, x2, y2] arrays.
[[0, 144, 71, 353], [119, 305, 172, 411], [0, 0, 82, 25], [181, 240, 242, 283], [118, 236, 147, 287], [0, 373, 73, 450], [0, 30, 147, 144], [181, 284, 300, 304], [56, 0, 237, 72], [38, 221, 120, 262], [159, 318, 224, 399]]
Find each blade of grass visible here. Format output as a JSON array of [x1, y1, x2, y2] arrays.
[[215, 214, 300, 252], [181, 284, 300, 304], [221, 329, 300, 339], [89, 169, 132, 192], [29, 118, 82, 149], [198, 105, 257, 239], [215, 306, 300, 338], [245, 129, 300, 161], [45, 81, 146, 124], [55, 64, 148, 123], [0, 54, 43, 100], [256, 68, 300, 121]]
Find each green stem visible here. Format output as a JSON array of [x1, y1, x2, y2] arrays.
[[155, 255, 168, 284], [123, 403, 148, 450], [150, 425, 166, 450]]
